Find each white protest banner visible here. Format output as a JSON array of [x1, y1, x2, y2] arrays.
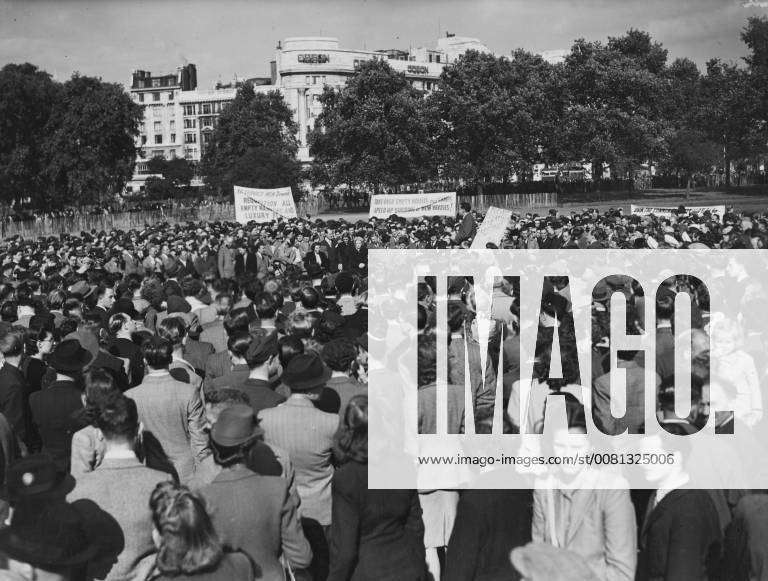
[[470, 206, 513, 249], [630, 204, 725, 222], [234, 185, 298, 223], [369, 192, 456, 219]]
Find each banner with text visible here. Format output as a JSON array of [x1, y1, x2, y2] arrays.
[[234, 186, 298, 223], [630, 204, 725, 222], [369, 192, 456, 219], [470, 206, 514, 249]]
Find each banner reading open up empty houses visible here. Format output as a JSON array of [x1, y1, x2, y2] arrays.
[[369, 192, 457, 218]]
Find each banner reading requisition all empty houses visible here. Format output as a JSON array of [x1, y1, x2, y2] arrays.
[[369, 192, 457, 219], [234, 185, 298, 223]]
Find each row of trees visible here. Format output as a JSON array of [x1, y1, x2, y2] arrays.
[[3, 19, 768, 208], [308, 20, 768, 193], [0, 64, 142, 208]]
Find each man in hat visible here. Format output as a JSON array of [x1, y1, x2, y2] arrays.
[[125, 337, 206, 484], [259, 352, 338, 532], [226, 332, 285, 415], [29, 339, 93, 472], [0, 488, 95, 580], [199, 404, 312, 578], [68, 393, 170, 580]]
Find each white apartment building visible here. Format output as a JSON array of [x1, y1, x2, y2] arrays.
[[273, 35, 491, 161]]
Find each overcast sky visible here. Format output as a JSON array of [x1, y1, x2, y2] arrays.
[[1, 0, 767, 88]]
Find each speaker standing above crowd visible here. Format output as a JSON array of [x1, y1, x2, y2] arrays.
[[0, 203, 764, 580]]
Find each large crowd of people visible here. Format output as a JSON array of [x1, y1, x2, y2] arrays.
[[0, 201, 764, 580]]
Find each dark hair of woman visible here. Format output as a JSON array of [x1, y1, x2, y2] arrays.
[[277, 335, 304, 368], [150, 482, 224, 575], [157, 317, 187, 347], [334, 395, 368, 464]]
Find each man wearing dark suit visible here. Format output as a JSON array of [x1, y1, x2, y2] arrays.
[[318, 231, 338, 270], [329, 460, 426, 581], [183, 336, 215, 378], [0, 332, 27, 447], [30, 339, 93, 472], [303, 243, 330, 281], [245, 242, 272, 279], [446, 490, 532, 581], [236, 332, 285, 414], [93, 285, 115, 328], [592, 350, 661, 436], [341, 237, 368, 278], [637, 431, 722, 581], [454, 202, 477, 245], [69, 325, 129, 392]]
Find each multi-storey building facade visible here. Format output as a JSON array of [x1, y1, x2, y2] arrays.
[[273, 35, 490, 161], [126, 35, 491, 192]]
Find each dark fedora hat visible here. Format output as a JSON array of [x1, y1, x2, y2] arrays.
[[3, 455, 75, 503], [0, 499, 97, 568], [281, 352, 332, 392], [47, 338, 93, 373], [211, 404, 264, 447]]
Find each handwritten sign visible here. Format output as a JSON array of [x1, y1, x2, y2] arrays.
[[470, 206, 514, 249], [369, 192, 456, 219], [234, 186, 298, 223]]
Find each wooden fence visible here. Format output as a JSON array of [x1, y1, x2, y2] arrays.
[[0, 197, 322, 240], [457, 192, 559, 213]]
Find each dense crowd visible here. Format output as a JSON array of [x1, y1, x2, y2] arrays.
[[0, 201, 764, 580]]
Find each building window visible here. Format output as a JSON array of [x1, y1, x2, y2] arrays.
[[168, 149, 176, 159], [154, 135, 163, 144], [152, 79, 160, 88], [168, 92, 174, 101], [184, 133, 197, 144], [138, 93, 144, 103], [169, 120, 175, 131], [153, 150, 164, 159], [170, 133, 176, 142], [153, 121, 161, 132], [202, 103, 211, 114], [152, 92, 160, 102], [141, 135, 147, 145], [183, 105, 194, 115], [201, 116, 213, 129], [184, 118, 196, 129], [436, 55, 441, 63]]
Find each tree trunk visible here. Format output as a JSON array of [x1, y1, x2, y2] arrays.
[[593, 159, 603, 191]]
